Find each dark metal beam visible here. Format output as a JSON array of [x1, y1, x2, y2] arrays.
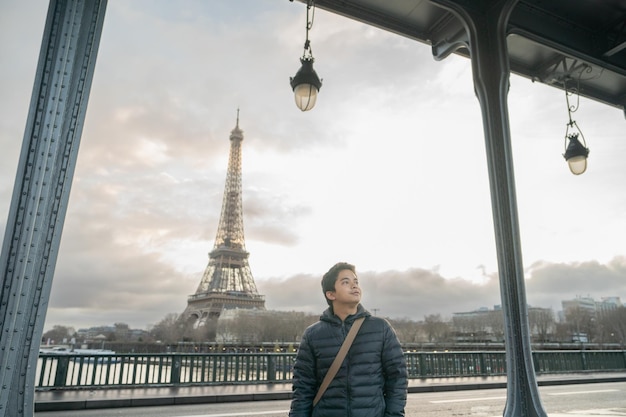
[[0, 1, 107, 416], [431, 0, 548, 415], [311, 0, 433, 43]]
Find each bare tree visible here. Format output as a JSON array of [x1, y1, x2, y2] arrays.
[[113, 322, 130, 341], [271, 311, 318, 343], [216, 310, 318, 345], [599, 306, 626, 347], [528, 308, 555, 343], [553, 322, 570, 343], [485, 311, 504, 342], [149, 313, 187, 343], [564, 306, 595, 342], [41, 325, 75, 345], [452, 315, 487, 341], [423, 314, 451, 343], [388, 318, 423, 344]]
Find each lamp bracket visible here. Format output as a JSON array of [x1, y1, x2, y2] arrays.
[[564, 91, 587, 150], [535, 56, 600, 93], [302, 0, 316, 60]]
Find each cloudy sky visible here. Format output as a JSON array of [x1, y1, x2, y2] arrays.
[[1, 0, 625, 332]]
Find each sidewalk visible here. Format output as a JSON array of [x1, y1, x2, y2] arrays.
[[34, 372, 626, 412]]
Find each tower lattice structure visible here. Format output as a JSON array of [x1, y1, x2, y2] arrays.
[[183, 112, 265, 330]]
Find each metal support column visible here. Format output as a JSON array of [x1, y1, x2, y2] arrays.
[[0, 1, 107, 416], [433, 1, 547, 416]]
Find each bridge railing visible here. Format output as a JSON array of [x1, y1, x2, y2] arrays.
[[36, 350, 626, 390]]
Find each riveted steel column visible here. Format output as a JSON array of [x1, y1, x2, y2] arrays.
[[0, 1, 107, 416], [432, 1, 547, 416]]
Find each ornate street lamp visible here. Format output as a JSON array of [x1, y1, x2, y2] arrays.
[[562, 78, 590, 175], [290, 0, 322, 111], [564, 133, 589, 175]]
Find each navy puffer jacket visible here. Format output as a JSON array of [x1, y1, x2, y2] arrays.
[[289, 305, 407, 417]]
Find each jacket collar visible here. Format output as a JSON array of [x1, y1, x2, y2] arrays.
[[320, 304, 370, 325]]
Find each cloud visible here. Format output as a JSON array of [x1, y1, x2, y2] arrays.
[[524, 257, 626, 309], [244, 187, 312, 246], [51, 222, 193, 330], [42, 242, 626, 331], [257, 273, 322, 314], [257, 258, 625, 323], [358, 268, 500, 319]]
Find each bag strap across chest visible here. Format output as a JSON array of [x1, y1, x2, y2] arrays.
[[312, 316, 366, 407]]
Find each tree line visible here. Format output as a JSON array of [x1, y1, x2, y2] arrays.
[[42, 305, 626, 351]]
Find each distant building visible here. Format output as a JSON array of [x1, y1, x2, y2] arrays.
[[452, 306, 503, 342], [75, 325, 149, 343], [453, 305, 553, 342], [76, 325, 116, 341], [560, 295, 623, 319], [598, 297, 623, 315], [561, 296, 596, 317]]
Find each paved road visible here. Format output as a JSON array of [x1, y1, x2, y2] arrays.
[[35, 381, 626, 417]]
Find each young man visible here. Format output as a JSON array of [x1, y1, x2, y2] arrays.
[[289, 262, 407, 417]]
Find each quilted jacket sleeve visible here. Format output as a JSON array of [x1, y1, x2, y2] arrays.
[[382, 321, 408, 417], [289, 329, 316, 417]]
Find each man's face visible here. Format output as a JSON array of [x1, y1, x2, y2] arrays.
[[327, 269, 362, 306]]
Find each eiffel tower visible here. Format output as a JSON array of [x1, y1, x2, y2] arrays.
[[183, 111, 265, 336]]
